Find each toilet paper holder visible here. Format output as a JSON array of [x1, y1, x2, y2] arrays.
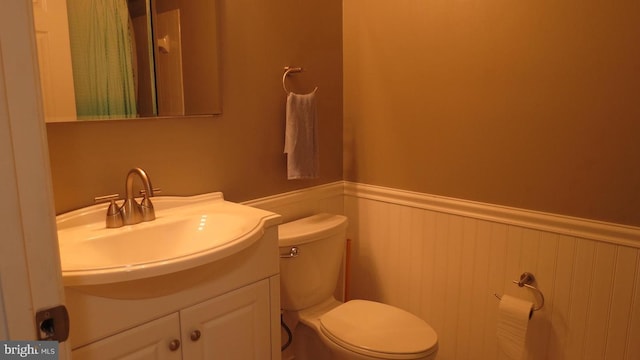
[[494, 272, 545, 312]]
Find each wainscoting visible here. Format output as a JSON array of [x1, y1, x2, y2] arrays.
[[246, 181, 640, 360]]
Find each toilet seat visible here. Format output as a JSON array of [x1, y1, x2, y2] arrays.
[[319, 300, 438, 359]]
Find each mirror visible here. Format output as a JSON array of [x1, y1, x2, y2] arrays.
[[33, 0, 221, 122]]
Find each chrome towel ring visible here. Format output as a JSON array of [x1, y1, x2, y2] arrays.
[[283, 66, 318, 95], [282, 66, 303, 94]]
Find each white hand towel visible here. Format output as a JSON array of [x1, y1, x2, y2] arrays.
[[284, 89, 318, 179]]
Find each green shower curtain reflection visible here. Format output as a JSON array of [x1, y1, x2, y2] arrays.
[[67, 0, 137, 119]]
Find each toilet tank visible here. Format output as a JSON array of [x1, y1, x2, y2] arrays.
[[278, 213, 348, 311]]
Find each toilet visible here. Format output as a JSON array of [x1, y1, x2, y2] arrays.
[[279, 213, 438, 360]]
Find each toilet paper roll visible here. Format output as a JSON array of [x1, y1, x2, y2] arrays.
[[496, 294, 533, 360]]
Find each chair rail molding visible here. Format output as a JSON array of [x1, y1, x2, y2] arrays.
[[344, 182, 640, 248]]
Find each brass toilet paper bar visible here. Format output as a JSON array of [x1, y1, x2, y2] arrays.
[[494, 272, 545, 312]]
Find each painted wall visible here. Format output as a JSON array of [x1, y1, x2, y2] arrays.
[[343, 0, 640, 227], [46, 0, 343, 214]]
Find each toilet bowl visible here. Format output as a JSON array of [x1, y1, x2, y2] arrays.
[[279, 214, 438, 360]]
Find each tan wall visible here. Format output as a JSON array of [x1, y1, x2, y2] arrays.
[[47, 0, 343, 214], [343, 0, 640, 226]]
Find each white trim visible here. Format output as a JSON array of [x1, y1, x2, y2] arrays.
[[243, 181, 639, 247], [0, 2, 68, 356], [1, 0, 66, 306], [344, 182, 640, 247], [242, 182, 344, 210], [0, 3, 39, 340]]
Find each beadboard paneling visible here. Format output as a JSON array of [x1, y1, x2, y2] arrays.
[[344, 184, 640, 360], [242, 182, 344, 223], [245, 181, 640, 359]]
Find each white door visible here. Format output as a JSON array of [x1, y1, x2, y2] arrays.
[[32, 0, 77, 122], [0, 1, 69, 358]]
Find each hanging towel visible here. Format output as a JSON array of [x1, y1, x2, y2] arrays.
[[284, 89, 319, 179]]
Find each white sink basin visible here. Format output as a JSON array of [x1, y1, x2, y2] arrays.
[[56, 192, 280, 286]]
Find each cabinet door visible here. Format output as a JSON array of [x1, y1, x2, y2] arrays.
[[181, 280, 272, 359], [72, 313, 182, 360]]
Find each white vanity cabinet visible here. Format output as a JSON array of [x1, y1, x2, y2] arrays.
[[72, 280, 272, 359], [65, 222, 282, 360]]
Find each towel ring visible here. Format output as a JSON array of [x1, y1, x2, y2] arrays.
[[283, 66, 319, 95], [282, 66, 303, 94]]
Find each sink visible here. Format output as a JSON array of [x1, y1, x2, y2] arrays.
[[56, 192, 280, 286]]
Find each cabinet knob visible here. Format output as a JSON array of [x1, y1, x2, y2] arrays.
[[190, 329, 201, 341], [168, 339, 181, 351]]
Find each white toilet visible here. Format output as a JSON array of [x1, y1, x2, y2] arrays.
[[279, 213, 438, 360]]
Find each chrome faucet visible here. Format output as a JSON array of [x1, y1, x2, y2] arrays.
[[120, 168, 155, 225], [95, 168, 156, 228]]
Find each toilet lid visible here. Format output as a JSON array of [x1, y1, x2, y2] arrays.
[[319, 300, 438, 358]]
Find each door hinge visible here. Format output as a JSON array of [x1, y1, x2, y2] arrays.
[[35, 305, 69, 342]]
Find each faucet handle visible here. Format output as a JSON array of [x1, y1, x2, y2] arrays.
[[94, 194, 124, 228], [139, 188, 159, 222], [139, 187, 161, 197], [94, 193, 120, 203]]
